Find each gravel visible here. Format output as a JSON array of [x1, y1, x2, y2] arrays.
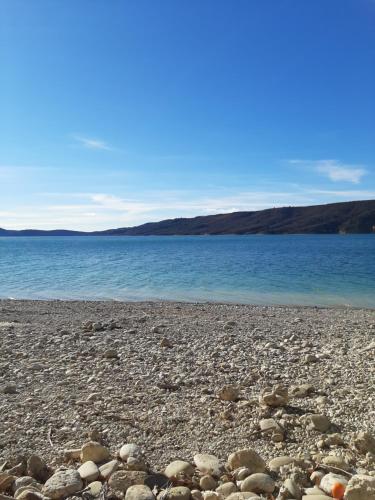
[[0, 299, 374, 485]]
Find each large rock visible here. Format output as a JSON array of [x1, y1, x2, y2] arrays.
[[108, 471, 147, 493], [344, 474, 375, 500], [164, 461, 194, 479], [194, 454, 221, 476], [125, 485, 154, 500], [80, 442, 110, 464], [240, 473, 275, 494], [42, 469, 83, 499], [227, 450, 265, 474]]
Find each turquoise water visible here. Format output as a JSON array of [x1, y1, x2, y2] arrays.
[[0, 235, 374, 307]]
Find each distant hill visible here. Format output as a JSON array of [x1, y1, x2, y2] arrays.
[[1, 200, 375, 236]]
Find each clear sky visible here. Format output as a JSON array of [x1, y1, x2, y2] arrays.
[[1, 0, 374, 230]]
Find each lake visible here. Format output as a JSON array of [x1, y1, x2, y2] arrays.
[[0, 235, 374, 307]]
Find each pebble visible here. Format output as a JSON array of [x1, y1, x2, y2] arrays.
[[120, 444, 142, 461], [268, 456, 295, 472], [125, 485, 154, 500], [80, 442, 110, 463], [218, 385, 239, 401], [259, 385, 288, 407], [240, 473, 275, 494], [199, 476, 217, 491], [227, 450, 265, 474], [98, 459, 120, 480], [194, 454, 221, 476], [77, 461, 99, 481], [305, 414, 331, 432], [165, 486, 191, 500], [87, 481, 102, 497], [164, 461, 195, 479]]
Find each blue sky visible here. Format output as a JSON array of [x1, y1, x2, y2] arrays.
[[1, 0, 374, 230]]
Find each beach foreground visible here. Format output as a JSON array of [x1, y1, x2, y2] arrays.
[[1, 300, 375, 499]]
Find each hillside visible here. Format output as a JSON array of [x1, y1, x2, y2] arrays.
[[1, 200, 375, 236]]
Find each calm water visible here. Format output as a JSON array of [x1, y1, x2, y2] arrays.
[[0, 235, 374, 307]]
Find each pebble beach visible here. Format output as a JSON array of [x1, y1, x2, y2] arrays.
[[1, 299, 375, 499]]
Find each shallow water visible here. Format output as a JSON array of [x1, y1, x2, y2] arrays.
[[0, 235, 374, 307]]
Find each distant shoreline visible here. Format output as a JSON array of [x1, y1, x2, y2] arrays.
[[1, 298, 374, 311], [1, 199, 374, 235]]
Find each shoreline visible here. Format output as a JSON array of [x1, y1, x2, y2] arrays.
[[1, 297, 374, 312]]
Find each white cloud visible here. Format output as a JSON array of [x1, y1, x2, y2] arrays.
[[289, 159, 368, 184], [73, 135, 112, 151]]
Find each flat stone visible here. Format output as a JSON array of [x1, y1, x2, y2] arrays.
[[99, 460, 120, 480], [80, 442, 110, 464], [240, 473, 275, 494], [164, 461, 194, 479], [125, 485, 154, 500], [42, 469, 83, 499], [78, 461, 99, 482], [227, 450, 265, 474], [108, 471, 147, 493], [166, 487, 191, 500], [322, 455, 351, 471], [194, 454, 221, 476], [268, 456, 295, 472]]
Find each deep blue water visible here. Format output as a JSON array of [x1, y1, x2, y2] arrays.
[[0, 235, 374, 307]]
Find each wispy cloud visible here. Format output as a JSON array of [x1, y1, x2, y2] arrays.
[[73, 135, 113, 151], [2, 185, 374, 231], [289, 159, 368, 184]]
